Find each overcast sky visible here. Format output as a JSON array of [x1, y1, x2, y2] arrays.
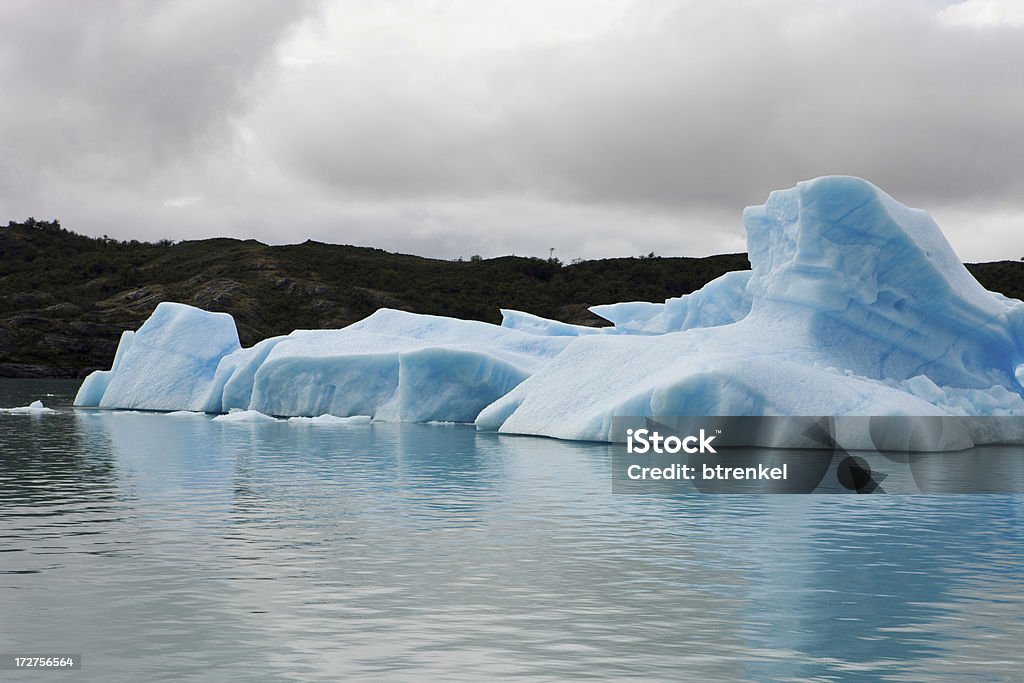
[[1, 0, 1023, 262]]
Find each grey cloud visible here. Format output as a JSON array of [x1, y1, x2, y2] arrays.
[[2, 0, 1023, 263], [0, 0, 319, 193], [261, 1, 1024, 212]]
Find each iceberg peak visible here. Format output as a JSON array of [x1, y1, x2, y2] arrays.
[[743, 176, 1018, 391]]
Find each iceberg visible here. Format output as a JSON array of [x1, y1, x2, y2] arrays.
[[74, 176, 1024, 449], [481, 176, 1024, 447], [78, 307, 572, 423]]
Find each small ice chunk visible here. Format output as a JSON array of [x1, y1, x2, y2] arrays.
[[0, 400, 56, 414], [287, 414, 372, 425], [212, 410, 277, 423]]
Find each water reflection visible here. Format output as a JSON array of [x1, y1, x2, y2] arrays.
[[1, 381, 1023, 680]]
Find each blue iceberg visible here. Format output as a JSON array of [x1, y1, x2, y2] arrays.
[[79, 305, 572, 422], [75, 177, 1024, 448]]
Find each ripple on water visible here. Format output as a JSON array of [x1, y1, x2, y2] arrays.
[[1, 380, 1023, 681]]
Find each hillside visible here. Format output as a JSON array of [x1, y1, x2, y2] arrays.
[[3, 219, 1021, 378], [1, 219, 751, 377]]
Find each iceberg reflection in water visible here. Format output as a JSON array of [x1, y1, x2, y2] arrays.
[[2, 380, 1024, 681]]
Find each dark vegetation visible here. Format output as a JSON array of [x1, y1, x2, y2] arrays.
[[0, 218, 748, 377], [964, 262, 1024, 302], [2, 218, 1021, 378]]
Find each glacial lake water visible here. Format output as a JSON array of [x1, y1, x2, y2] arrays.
[[1, 379, 1023, 681]]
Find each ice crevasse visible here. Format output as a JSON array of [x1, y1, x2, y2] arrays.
[[75, 177, 1024, 449]]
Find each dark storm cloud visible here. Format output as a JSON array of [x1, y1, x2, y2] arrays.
[[2, 0, 1023, 261]]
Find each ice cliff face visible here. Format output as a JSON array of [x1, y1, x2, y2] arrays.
[[74, 177, 1024, 448], [82, 304, 239, 412]]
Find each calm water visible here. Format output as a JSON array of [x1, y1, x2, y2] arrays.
[[1, 379, 1023, 681]]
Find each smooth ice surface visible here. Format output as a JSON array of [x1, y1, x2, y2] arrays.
[[73, 176, 1024, 449]]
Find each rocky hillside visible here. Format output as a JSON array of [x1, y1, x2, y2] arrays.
[[1, 219, 752, 377]]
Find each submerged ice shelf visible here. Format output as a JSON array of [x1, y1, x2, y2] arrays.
[[75, 177, 1024, 450]]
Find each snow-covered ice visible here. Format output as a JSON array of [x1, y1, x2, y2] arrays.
[[74, 176, 1024, 449]]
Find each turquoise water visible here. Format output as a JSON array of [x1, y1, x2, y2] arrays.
[[1, 379, 1023, 681]]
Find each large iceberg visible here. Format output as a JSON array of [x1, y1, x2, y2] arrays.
[[75, 177, 1024, 449], [79, 306, 572, 423]]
